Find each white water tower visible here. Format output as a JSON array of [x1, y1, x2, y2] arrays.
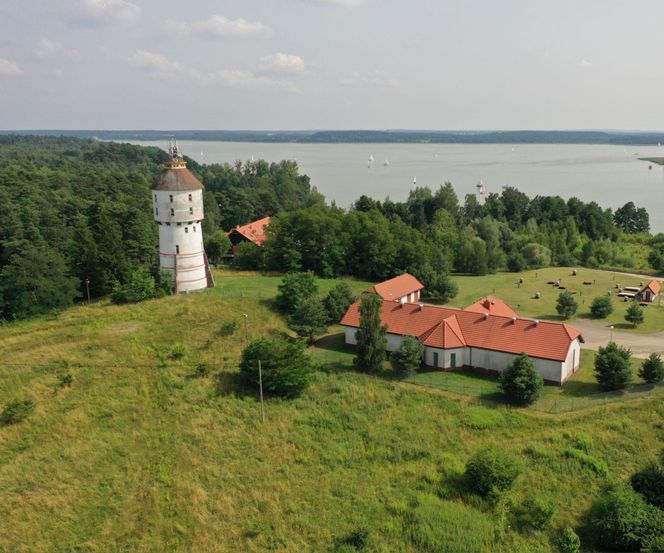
[[152, 140, 214, 293]]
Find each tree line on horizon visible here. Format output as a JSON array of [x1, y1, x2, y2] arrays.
[[0, 135, 659, 321]]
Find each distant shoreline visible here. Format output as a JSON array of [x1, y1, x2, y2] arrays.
[[3, 129, 664, 146]]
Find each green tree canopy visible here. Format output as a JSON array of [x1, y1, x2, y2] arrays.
[[275, 271, 318, 314], [625, 303, 645, 328], [288, 297, 328, 344], [556, 291, 579, 319], [390, 336, 423, 377], [353, 293, 387, 373], [499, 353, 544, 406], [594, 341, 632, 390]]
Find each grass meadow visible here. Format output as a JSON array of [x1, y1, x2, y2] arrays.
[[0, 270, 662, 552]]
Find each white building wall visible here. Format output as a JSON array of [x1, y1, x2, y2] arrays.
[[343, 328, 404, 352], [424, 347, 467, 369], [468, 347, 563, 384], [561, 339, 581, 383], [345, 326, 357, 345], [153, 189, 207, 293]]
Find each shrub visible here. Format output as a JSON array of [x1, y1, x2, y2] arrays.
[[1, 398, 35, 425], [555, 527, 581, 553], [390, 336, 424, 377], [288, 297, 328, 344], [240, 336, 315, 399], [639, 353, 664, 384], [275, 271, 318, 314], [625, 302, 645, 328], [556, 291, 578, 319], [205, 230, 231, 265], [588, 484, 664, 552], [515, 495, 556, 531], [217, 320, 239, 336], [169, 343, 187, 360], [464, 448, 521, 497], [323, 282, 356, 323], [631, 461, 664, 509], [507, 251, 526, 273], [642, 535, 664, 553], [193, 363, 212, 378], [594, 341, 632, 391], [111, 267, 157, 304], [57, 373, 74, 387], [234, 241, 264, 270], [590, 295, 614, 318], [499, 353, 543, 406]]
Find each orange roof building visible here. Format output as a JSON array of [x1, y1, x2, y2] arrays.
[[639, 280, 661, 303], [368, 273, 424, 303], [227, 216, 271, 255], [342, 281, 583, 385]]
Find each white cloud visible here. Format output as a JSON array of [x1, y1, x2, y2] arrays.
[[128, 50, 183, 79], [340, 70, 399, 87], [0, 58, 23, 76], [73, 0, 141, 27], [166, 15, 273, 39], [578, 58, 593, 68], [305, 0, 366, 7], [34, 38, 80, 61], [259, 53, 306, 75], [192, 69, 297, 92]]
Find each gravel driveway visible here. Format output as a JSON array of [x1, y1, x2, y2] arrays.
[[571, 319, 664, 358]]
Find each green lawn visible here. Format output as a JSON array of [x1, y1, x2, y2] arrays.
[[0, 271, 662, 552], [449, 266, 664, 333]]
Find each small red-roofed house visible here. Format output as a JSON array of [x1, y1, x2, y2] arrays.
[[368, 273, 424, 304], [639, 280, 661, 303], [341, 277, 584, 385], [227, 216, 271, 255]]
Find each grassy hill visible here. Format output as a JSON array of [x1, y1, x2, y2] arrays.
[[0, 271, 663, 552]]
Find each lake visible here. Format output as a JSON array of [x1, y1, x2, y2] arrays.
[[129, 141, 664, 232]]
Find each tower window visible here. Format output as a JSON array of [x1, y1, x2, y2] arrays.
[[189, 207, 193, 215], [188, 194, 192, 201], [170, 208, 174, 216], [169, 195, 173, 203], [176, 245, 180, 254], [185, 227, 189, 233], [154, 194, 157, 202], [155, 208, 158, 216], [193, 225, 196, 232]]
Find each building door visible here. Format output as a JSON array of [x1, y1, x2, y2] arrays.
[[450, 353, 457, 369], [433, 352, 439, 368]]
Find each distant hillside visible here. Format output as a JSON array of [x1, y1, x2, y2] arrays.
[[4, 129, 664, 145]]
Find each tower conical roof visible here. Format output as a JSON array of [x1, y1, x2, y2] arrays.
[[153, 140, 204, 192]]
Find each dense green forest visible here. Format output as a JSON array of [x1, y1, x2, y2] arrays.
[[0, 135, 659, 320]]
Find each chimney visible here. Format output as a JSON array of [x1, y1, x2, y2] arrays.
[[511, 316, 517, 324], [417, 303, 424, 311], [483, 312, 490, 320], [534, 319, 540, 327]]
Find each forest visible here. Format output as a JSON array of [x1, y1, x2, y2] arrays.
[[0, 135, 659, 320]]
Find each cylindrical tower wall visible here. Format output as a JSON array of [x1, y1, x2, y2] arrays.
[[152, 188, 207, 293]]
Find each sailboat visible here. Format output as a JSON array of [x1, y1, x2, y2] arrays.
[[413, 176, 417, 186], [383, 158, 389, 166]]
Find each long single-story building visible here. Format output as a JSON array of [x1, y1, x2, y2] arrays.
[[341, 280, 584, 385]]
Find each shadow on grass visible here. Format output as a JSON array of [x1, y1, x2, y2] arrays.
[[560, 380, 601, 397], [312, 332, 348, 353]]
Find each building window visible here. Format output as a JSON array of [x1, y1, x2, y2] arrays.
[[170, 208, 174, 216], [176, 245, 180, 254], [193, 225, 196, 232], [189, 207, 193, 215], [154, 194, 157, 202], [169, 194, 173, 203], [185, 227, 189, 233], [155, 208, 158, 216], [188, 194, 192, 201]]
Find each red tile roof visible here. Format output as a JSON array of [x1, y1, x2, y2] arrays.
[[464, 296, 520, 318], [641, 280, 661, 296], [229, 216, 271, 245], [340, 299, 582, 362], [369, 273, 424, 301]]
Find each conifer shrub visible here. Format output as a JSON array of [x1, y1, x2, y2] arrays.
[[1, 398, 35, 425], [555, 527, 581, 553], [240, 336, 315, 398], [464, 448, 521, 497], [590, 295, 613, 318], [499, 353, 543, 406], [639, 353, 664, 384], [594, 341, 632, 390], [631, 458, 664, 509], [390, 336, 424, 377]]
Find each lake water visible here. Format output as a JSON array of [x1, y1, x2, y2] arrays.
[[130, 141, 664, 232]]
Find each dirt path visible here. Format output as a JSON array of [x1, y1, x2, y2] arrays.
[[571, 318, 664, 358]]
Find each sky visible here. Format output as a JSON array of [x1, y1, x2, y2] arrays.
[[1, 0, 664, 130]]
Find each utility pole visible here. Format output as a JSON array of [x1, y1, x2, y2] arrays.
[[85, 278, 91, 304], [258, 359, 265, 423]]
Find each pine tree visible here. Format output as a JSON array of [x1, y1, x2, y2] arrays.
[[353, 293, 387, 373], [594, 341, 632, 390], [625, 302, 645, 328], [556, 291, 579, 319]]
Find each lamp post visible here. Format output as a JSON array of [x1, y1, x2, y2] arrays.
[[243, 313, 249, 344], [610, 325, 614, 342]]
